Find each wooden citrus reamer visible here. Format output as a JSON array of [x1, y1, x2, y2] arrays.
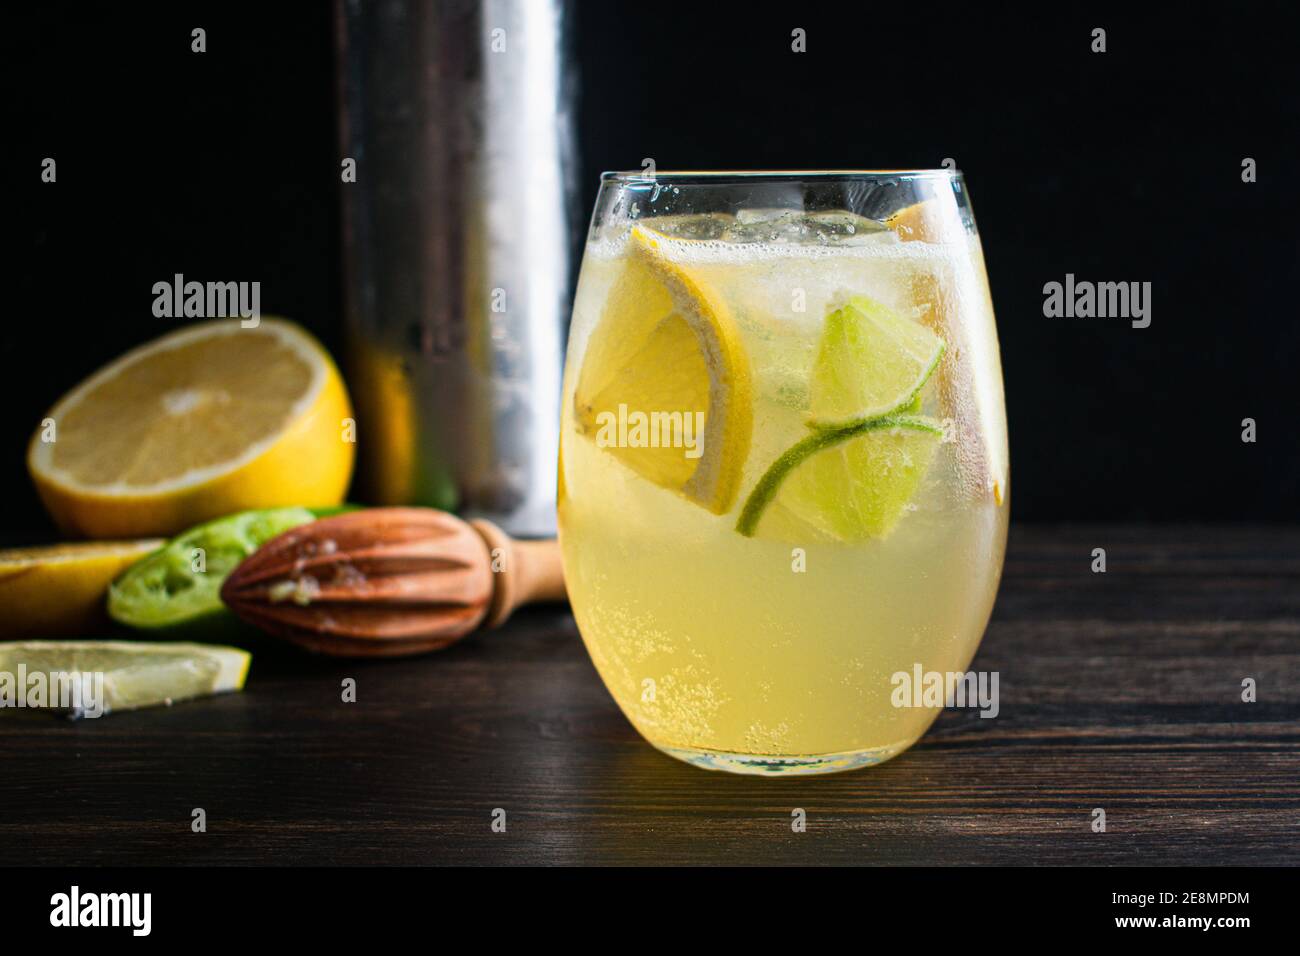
[[220, 508, 566, 657]]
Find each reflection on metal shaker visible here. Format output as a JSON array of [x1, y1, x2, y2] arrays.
[[337, 0, 574, 537]]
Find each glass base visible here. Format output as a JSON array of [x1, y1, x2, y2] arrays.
[[656, 740, 915, 776]]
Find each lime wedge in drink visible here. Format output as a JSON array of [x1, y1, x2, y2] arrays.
[[809, 295, 944, 426], [108, 507, 316, 630], [738, 293, 946, 541], [0, 641, 249, 717], [737, 415, 942, 540]]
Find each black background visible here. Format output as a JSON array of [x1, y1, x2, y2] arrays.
[[11, 1, 1299, 534]]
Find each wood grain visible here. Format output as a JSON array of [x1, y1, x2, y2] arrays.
[[1, 524, 1296, 865]]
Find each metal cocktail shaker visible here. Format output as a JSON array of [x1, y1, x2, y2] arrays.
[[336, 0, 574, 538]]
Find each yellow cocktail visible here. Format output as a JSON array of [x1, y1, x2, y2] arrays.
[[559, 172, 1008, 774]]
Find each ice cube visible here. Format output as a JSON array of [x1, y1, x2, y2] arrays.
[[641, 213, 734, 241], [722, 209, 893, 246]]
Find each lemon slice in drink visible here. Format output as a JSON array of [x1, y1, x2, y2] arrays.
[[572, 225, 752, 514], [887, 204, 1009, 505], [27, 319, 354, 539], [0, 641, 250, 717], [886, 194, 965, 244], [0, 540, 164, 637], [810, 295, 944, 426]]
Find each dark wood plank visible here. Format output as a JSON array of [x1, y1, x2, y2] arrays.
[[1, 525, 1297, 865]]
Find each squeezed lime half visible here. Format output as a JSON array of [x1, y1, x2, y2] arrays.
[[107, 507, 316, 630]]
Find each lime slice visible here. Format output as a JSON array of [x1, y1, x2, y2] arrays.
[[737, 415, 942, 540], [809, 295, 944, 425], [572, 224, 753, 514], [108, 507, 315, 630], [0, 641, 249, 717]]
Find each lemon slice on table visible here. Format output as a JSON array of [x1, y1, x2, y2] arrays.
[[27, 319, 354, 539], [0, 641, 249, 717], [572, 225, 753, 514], [0, 540, 163, 637]]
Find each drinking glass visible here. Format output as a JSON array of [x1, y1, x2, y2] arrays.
[[558, 171, 1009, 774]]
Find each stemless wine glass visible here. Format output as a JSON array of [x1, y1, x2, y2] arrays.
[[558, 171, 1009, 775]]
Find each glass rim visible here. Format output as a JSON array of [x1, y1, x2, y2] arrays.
[[599, 168, 962, 185]]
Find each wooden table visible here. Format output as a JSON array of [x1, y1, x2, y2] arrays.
[[2, 525, 1296, 866]]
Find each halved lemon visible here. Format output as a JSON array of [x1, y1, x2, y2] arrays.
[[28, 319, 354, 538], [0, 640, 249, 717], [0, 540, 163, 637], [572, 225, 753, 514]]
